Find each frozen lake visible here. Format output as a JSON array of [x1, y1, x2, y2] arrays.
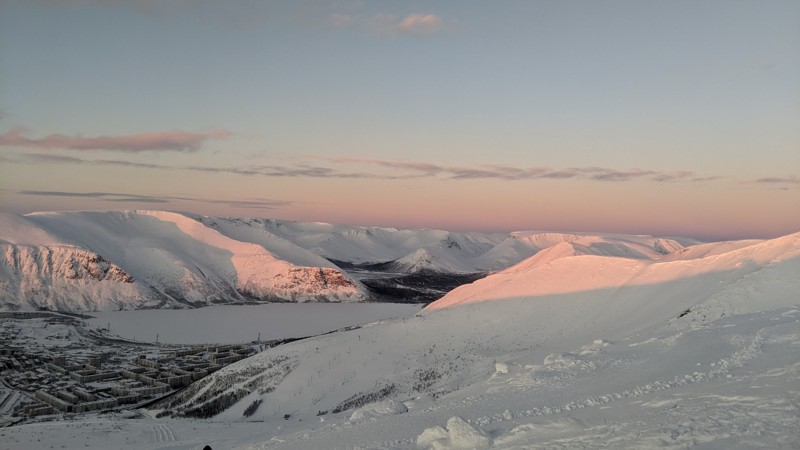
[[86, 303, 422, 345]]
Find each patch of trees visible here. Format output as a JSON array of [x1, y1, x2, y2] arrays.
[[181, 389, 249, 419], [242, 399, 262, 417], [331, 384, 396, 414], [413, 368, 441, 393]]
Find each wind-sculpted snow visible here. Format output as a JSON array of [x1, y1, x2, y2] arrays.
[[0, 211, 366, 312]]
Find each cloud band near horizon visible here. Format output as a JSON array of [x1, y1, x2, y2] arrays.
[[16, 190, 292, 210], [0, 121, 788, 186], [4, 151, 793, 186], [309, 155, 728, 183], [0, 127, 231, 152]]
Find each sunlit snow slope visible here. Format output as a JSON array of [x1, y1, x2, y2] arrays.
[[0, 211, 365, 311], [427, 231, 800, 315], [139, 231, 800, 450]]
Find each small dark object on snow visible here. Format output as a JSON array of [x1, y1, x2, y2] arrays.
[[203, 446, 212, 450]]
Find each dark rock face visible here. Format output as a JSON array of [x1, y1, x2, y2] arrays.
[[2, 245, 134, 283], [63, 252, 135, 283]]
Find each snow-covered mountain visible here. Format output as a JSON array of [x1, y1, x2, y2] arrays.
[[470, 231, 691, 271], [0, 211, 698, 311], [237, 218, 505, 270], [135, 231, 800, 449], [215, 218, 691, 274], [428, 231, 798, 312], [385, 231, 689, 274], [0, 211, 366, 312]]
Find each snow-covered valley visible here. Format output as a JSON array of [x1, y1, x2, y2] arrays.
[[1, 212, 798, 449], [85, 303, 422, 345]]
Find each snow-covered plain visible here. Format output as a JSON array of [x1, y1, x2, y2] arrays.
[[2, 230, 798, 449], [85, 303, 422, 344]]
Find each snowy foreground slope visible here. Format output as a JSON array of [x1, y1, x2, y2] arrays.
[[7, 232, 796, 449], [0, 211, 366, 311]]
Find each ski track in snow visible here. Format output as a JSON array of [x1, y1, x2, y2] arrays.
[[0, 390, 21, 416], [151, 423, 176, 443]]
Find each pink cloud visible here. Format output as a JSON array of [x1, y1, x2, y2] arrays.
[[393, 13, 444, 34], [0, 127, 231, 152], [329, 12, 453, 36]]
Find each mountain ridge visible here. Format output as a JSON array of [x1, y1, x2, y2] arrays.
[[0, 210, 367, 311], [5, 209, 787, 314]]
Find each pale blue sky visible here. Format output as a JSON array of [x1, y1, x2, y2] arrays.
[[1, 0, 798, 239]]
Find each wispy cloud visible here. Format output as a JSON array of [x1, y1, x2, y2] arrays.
[[324, 156, 444, 176], [0, 127, 231, 152], [587, 168, 657, 181], [18, 190, 172, 204], [13, 153, 86, 164], [2, 151, 733, 185], [393, 13, 446, 35], [308, 155, 725, 184], [329, 12, 455, 36], [1, 152, 370, 179], [201, 198, 293, 210], [755, 176, 800, 184], [17, 190, 291, 210]]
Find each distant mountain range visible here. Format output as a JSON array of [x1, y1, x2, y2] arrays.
[[0, 209, 706, 312], [3, 210, 799, 447]]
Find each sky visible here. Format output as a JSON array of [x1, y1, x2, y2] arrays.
[[0, 0, 798, 241]]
